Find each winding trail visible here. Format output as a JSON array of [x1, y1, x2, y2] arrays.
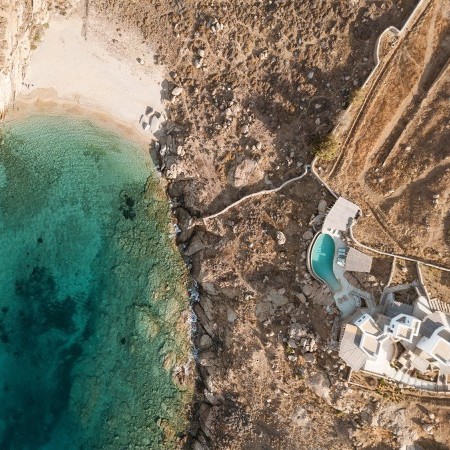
[[308, 0, 450, 274], [201, 165, 310, 223], [348, 221, 450, 273], [193, 0, 450, 275], [329, 0, 431, 177], [310, 158, 450, 272], [310, 160, 338, 200], [198, 156, 450, 274]]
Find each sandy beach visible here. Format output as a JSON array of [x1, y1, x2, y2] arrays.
[[9, 7, 165, 147]]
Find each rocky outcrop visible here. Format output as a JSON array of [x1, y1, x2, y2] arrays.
[[0, 0, 79, 115], [228, 157, 264, 188], [0, 0, 46, 113]]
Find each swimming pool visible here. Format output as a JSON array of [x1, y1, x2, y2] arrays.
[[309, 233, 342, 293]]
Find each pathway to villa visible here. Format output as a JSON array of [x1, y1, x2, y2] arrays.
[[194, 156, 450, 275], [311, 156, 450, 274], [199, 165, 310, 224]]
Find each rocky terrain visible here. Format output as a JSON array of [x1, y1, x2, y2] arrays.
[[0, 0, 77, 115], [2, 0, 450, 449], [89, 1, 449, 448]]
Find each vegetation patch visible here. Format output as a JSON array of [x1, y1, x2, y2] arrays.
[[312, 134, 340, 161], [349, 87, 366, 105]]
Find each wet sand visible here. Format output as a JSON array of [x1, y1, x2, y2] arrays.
[[8, 88, 153, 150], [7, 6, 165, 149]]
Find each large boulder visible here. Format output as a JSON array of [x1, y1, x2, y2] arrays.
[[199, 350, 217, 367], [149, 115, 161, 133], [318, 199, 328, 214], [229, 158, 264, 187], [306, 372, 332, 404], [185, 232, 208, 256], [200, 295, 215, 321], [291, 406, 311, 428], [171, 86, 183, 96], [199, 403, 218, 439], [255, 301, 275, 321], [199, 334, 213, 349], [176, 207, 194, 243], [372, 405, 419, 447], [267, 288, 289, 307]]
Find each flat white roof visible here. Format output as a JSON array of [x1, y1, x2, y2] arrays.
[[322, 197, 360, 232], [433, 339, 450, 364], [345, 247, 373, 273]]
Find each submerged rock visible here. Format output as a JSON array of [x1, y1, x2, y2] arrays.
[[0, 115, 191, 448]]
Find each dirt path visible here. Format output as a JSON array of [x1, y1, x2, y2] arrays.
[[329, 0, 432, 178], [323, 0, 450, 267]]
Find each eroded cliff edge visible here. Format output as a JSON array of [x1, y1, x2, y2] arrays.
[[0, 0, 79, 115]]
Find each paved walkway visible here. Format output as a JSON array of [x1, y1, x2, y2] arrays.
[[200, 165, 310, 223], [348, 222, 450, 273]]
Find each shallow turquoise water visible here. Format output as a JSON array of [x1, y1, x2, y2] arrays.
[[0, 115, 190, 449], [310, 233, 341, 293]]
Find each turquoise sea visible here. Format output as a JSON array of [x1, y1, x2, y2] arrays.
[[0, 115, 191, 449]]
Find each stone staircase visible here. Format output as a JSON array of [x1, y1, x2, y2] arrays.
[[429, 298, 450, 314], [384, 367, 450, 392]]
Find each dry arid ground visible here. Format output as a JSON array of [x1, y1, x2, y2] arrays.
[[85, 0, 450, 449], [324, 0, 450, 269]]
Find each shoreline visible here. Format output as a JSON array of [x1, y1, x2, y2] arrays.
[[5, 6, 166, 154], [0, 110, 193, 448], [0, 6, 197, 441], [5, 88, 153, 152]]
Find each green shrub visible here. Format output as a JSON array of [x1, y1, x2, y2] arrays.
[[349, 88, 365, 105], [312, 134, 339, 161]]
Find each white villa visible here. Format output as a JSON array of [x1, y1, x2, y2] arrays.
[[340, 291, 450, 391], [308, 196, 450, 393]]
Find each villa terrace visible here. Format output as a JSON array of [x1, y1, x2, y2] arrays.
[[307, 196, 450, 393]]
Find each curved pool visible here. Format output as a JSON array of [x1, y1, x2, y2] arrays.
[[309, 233, 342, 293]]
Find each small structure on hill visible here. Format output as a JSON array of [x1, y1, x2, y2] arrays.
[[322, 196, 360, 234]]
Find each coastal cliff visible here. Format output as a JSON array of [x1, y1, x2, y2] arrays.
[[0, 0, 78, 115], [3, 1, 450, 449]]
